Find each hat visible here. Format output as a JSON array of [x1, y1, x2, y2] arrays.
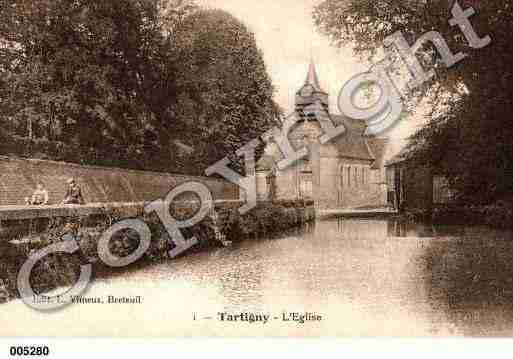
[[67, 178, 75, 184]]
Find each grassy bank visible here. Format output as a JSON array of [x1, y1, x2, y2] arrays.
[[0, 200, 314, 304], [397, 201, 513, 229], [420, 230, 513, 336]]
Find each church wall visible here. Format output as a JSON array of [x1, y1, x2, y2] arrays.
[[271, 119, 318, 202], [262, 148, 388, 209], [370, 168, 388, 206], [256, 171, 270, 200], [316, 156, 387, 209], [274, 165, 299, 200]]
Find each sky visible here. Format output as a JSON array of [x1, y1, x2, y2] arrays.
[[197, 0, 427, 158]]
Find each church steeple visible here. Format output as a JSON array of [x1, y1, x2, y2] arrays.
[[305, 59, 323, 92], [295, 60, 329, 120]]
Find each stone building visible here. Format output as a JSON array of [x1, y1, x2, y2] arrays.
[[256, 61, 388, 210]]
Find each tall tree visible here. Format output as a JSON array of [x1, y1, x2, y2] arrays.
[[0, 2, 280, 175], [0, 0, 180, 170], [172, 9, 281, 173], [314, 0, 513, 203]]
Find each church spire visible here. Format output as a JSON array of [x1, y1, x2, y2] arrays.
[[295, 59, 330, 120], [305, 59, 322, 92]]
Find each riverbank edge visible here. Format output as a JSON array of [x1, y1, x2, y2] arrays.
[[396, 201, 513, 229], [0, 200, 315, 304]]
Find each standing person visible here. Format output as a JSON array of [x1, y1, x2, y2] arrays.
[[29, 183, 49, 205], [62, 178, 85, 205]]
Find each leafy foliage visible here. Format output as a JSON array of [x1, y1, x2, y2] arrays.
[[172, 9, 281, 171], [0, 1, 279, 174], [0, 0, 178, 170], [314, 0, 513, 204]]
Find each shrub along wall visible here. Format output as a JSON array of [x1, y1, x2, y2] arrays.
[[0, 200, 315, 303]]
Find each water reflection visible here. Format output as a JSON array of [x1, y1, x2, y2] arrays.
[[387, 220, 467, 238], [217, 250, 265, 312], [336, 219, 389, 239], [210, 218, 513, 336], [3, 218, 513, 337]]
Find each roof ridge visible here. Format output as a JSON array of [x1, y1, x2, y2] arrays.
[[364, 138, 376, 160], [305, 59, 322, 92]]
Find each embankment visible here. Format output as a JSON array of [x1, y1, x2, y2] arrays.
[[0, 200, 315, 303], [396, 201, 513, 229]]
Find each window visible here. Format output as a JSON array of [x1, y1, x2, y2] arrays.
[[299, 160, 312, 199], [347, 167, 351, 187], [299, 174, 313, 199], [353, 167, 358, 187]]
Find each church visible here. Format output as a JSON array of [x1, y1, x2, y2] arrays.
[[256, 61, 389, 210]]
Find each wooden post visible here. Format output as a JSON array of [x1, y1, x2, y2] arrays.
[[311, 141, 321, 214]]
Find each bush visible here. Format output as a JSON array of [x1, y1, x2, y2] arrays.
[[0, 199, 314, 303]]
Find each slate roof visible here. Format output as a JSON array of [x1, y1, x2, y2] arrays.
[[305, 60, 323, 92], [256, 114, 382, 171], [331, 115, 375, 161]]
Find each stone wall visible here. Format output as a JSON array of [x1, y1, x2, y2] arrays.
[[274, 165, 300, 200], [0, 200, 315, 302], [315, 153, 387, 209], [256, 172, 270, 200], [260, 156, 387, 209], [0, 156, 238, 206]]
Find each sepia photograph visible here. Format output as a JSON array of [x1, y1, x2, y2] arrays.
[[0, 0, 512, 343]]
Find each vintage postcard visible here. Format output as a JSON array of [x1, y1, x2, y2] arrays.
[[0, 0, 512, 341]]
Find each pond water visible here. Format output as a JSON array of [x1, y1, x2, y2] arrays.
[[2, 218, 513, 337]]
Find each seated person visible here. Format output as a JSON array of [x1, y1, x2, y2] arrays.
[[0, 279, 9, 302], [62, 178, 85, 205], [29, 183, 49, 205]]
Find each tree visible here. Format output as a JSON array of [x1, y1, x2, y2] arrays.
[[0, 0, 181, 170], [314, 0, 513, 203], [0, 2, 279, 175], [171, 9, 281, 173]]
